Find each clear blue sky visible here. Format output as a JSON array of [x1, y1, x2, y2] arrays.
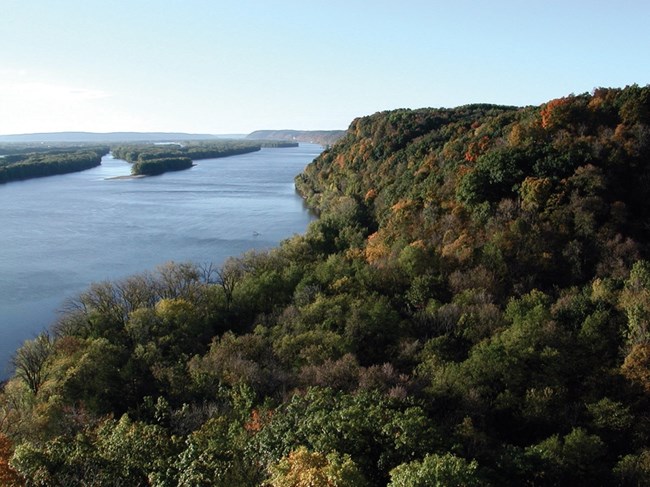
[[1, 0, 648, 135]]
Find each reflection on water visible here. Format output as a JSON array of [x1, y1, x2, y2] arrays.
[[0, 144, 321, 376]]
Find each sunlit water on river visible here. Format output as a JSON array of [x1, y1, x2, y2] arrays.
[[0, 144, 321, 377]]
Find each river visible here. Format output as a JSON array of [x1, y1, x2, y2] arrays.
[[0, 143, 321, 377]]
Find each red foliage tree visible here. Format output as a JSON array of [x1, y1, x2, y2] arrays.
[[0, 434, 24, 487]]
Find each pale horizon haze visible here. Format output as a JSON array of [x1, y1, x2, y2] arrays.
[[1, 0, 649, 135]]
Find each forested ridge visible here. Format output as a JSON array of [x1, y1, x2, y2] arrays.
[[2, 85, 650, 485]]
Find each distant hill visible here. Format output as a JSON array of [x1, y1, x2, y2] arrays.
[[246, 129, 345, 147], [0, 132, 242, 143], [0, 130, 344, 145]]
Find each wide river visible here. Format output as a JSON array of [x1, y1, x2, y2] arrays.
[[0, 143, 322, 377]]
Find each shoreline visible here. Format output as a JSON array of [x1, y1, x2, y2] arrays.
[[105, 174, 147, 180]]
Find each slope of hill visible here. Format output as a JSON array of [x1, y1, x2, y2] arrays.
[[297, 87, 650, 292], [2, 85, 650, 485]]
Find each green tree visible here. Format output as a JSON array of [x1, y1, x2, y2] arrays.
[[614, 450, 650, 486], [388, 452, 482, 487], [174, 416, 262, 486], [525, 427, 607, 484], [255, 388, 438, 485], [10, 416, 175, 486], [620, 260, 650, 347], [95, 415, 176, 485]]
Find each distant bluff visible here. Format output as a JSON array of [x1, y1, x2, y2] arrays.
[[246, 129, 345, 147]]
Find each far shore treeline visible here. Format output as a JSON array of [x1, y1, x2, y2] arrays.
[[3, 86, 650, 484], [113, 140, 298, 176], [0, 148, 109, 183], [0, 138, 300, 182]]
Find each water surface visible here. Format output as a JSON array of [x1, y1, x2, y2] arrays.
[[0, 144, 321, 376]]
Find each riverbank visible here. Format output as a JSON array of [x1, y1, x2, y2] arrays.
[[0, 144, 323, 378], [105, 174, 147, 180]]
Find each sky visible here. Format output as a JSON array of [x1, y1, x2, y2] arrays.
[[1, 0, 649, 135]]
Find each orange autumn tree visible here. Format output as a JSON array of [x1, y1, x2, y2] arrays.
[[0, 434, 24, 487]]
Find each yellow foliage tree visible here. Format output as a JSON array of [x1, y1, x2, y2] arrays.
[[267, 447, 367, 487]]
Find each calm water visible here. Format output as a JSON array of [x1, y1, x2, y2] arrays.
[[0, 143, 321, 377]]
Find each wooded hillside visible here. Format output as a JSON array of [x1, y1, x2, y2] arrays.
[[2, 85, 650, 485]]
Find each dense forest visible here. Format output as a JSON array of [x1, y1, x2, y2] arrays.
[[2, 85, 650, 485], [0, 147, 109, 183]]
